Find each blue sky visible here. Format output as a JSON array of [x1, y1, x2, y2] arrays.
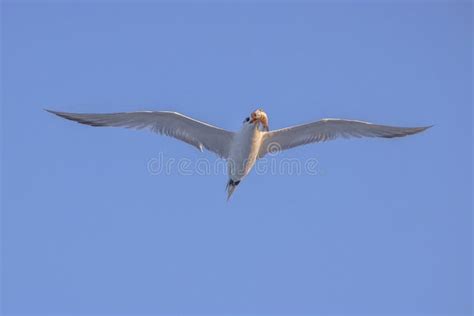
[[1, 1, 472, 315]]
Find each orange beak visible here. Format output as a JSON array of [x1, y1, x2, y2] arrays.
[[250, 112, 257, 123]]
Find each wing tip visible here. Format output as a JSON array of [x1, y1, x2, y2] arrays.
[[409, 125, 433, 134], [380, 124, 433, 138], [45, 109, 108, 127], [415, 125, 434, 133], [45, 108, 68, 119], [45, 108, 69, 117], [44, 108, 58, 114]]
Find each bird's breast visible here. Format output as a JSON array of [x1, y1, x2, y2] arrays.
[[227, 125, 264, 179]]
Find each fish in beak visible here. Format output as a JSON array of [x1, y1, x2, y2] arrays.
[[249, 109, 269, 131]]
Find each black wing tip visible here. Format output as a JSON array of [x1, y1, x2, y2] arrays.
[[45, 108, 68, 116], [380, 125, 433, 139], [415, 125, 434, 133], [45, 109, 107, 127], [45, 108, 67, 118], [44, 108, 58, 114], [409, 125, 433, 134]]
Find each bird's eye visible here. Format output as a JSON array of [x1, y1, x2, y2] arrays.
[[245, 117, 250, 122]]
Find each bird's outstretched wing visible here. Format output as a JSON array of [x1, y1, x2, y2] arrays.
[[260, 118, 431, 157], [46, 110, 234, 158]]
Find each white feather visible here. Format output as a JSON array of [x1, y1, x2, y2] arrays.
[[259, 118, 431, 157], [46, 110, 234, 158]]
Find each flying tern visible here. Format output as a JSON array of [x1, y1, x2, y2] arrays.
[[46, 109, 430, 199]]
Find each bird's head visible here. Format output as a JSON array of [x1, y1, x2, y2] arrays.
[[244, 109, 269, 131]]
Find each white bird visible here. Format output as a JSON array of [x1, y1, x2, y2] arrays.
[[46, 109, 431, 199]]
